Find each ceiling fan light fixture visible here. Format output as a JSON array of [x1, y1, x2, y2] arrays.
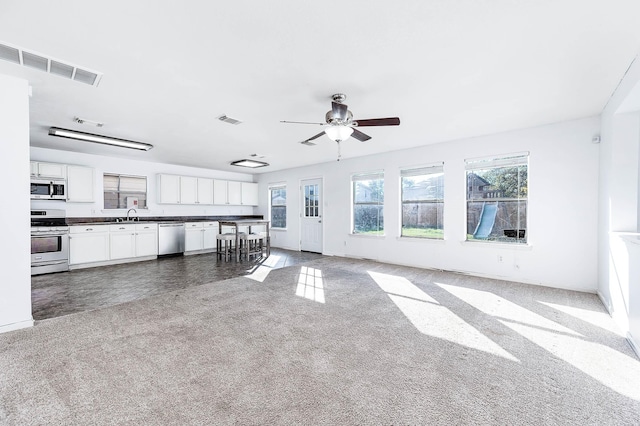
[[230, 159, 269, 168], [48, 127, 153, 151], [325, 125, 353, 142]]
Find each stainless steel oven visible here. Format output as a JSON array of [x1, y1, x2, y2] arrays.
[[31, 209, 69, 275], [31, 178, 67, 200]]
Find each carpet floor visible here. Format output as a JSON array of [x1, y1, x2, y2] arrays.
[[1, 256, 639, 425]]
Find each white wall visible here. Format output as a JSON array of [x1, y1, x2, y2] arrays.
[[0, 75, 33, 333], [599, 54, 640, 354], [31, 147, 256, 218], [258, 117, 600, 292]]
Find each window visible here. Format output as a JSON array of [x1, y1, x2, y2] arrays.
[[465, 153, 528, 244], [352, 171, 384, 235], [103, 174, 147, 209], [270, 185, 287, 229], [401, 164, 444, 239], [303, 183, 319, 218]]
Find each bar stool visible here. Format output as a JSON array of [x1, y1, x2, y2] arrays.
[[240, 233, 263, 259], [216, 233, 236, 260]]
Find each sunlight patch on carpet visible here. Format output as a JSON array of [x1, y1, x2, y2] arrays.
[[437, 283, 640, 400], [296, 266, 325, 303], [437, 283, 582, 336], [539, 302, 624, 336], [368, 271, 518, 362], [504, 321, 640, 401]]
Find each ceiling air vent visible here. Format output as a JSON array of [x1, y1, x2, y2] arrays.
[[0, 44, 20, 63], [0, 41, 103, 87], [218, 114, 242, 125]]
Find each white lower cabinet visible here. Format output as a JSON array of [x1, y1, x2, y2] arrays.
[[203, 222, 218, 250], [109, 224, 136, 259], [185, 222, 204, 251], [185, 222, 218, 252], [135, 223, 158, 257], [69, 225, 110, 265], [110, 223, 159, 259], [70, 223, 158, 267]]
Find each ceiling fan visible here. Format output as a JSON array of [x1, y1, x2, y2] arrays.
[[281, 93, 400, 160]]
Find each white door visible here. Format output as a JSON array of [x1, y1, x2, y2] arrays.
[[300, 178, 323, 253]]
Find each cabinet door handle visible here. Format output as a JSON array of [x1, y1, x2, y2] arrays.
[[86, 228, 93, 231]]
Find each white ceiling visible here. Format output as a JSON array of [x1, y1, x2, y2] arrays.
[[1, 0, 639, 173]]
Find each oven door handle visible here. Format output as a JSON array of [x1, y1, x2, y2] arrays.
[[31, 232, 69, 237]]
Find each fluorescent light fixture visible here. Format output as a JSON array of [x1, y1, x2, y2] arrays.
[[48, 127, 153, 151], [325, 125, 354, 142], [230, 159, 269, 168]]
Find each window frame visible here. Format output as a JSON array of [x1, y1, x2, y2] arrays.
[[351, 171, 385, 236], [103, 173, 148, 210], [269, 184, 287, 229], [464, 152, 529, 245], [400, 163, 444, 240]]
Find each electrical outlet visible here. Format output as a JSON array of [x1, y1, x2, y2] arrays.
[[497, 255, 504, 263]]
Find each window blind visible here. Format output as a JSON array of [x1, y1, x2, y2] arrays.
[[103, 174, 119, 192], [352, 171, 384, 181], [119, 175, 147, 192], [401, 163, 444, 177], [465, 152, 528, 171]]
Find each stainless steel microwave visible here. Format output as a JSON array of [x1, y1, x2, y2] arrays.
[[30, 178, 67, 200]]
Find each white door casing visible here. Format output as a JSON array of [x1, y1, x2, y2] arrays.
[[300, 178, 323, 253]]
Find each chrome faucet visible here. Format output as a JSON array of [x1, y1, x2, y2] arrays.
[[126, 208, 137, 221]]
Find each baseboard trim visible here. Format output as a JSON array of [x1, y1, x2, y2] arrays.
[[597, 291, 613, 316], [70, 255, 157, 270], [627, 332, 640, 359], [0, 318, 34, 334]]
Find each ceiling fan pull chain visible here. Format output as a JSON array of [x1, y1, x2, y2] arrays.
[[337, 141, 342, 161]]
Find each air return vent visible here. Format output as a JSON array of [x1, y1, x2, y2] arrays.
[[218, 114, 242, 125], [0, 41, 102, 87]]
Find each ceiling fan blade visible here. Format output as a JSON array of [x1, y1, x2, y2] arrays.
[[332, 101, 348, 121], [281, 120, 326, 125], [351, 128, 371, 142], [353, 117, 400, 127], [301, 131, 326, 144]]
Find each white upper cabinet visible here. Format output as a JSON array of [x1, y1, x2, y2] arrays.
[[179, 176, 198, 204], [31, 161, 66, 179], [197, 178, 214, 205], [213, 179, 228, 205], [213, 180, 253, 205], [227, 181, 242, 205], [241, 182, 259, 206], [66, 165, 94, 202], [160, 174, 215, 205], [157, 174, 181, 204]]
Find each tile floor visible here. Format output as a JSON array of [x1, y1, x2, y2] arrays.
[[31, 248, 324, 320]]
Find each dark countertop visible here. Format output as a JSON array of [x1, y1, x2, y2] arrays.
[[66, 215, 263, 225]]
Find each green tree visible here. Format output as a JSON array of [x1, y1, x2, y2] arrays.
[[478, 166, 527, 198]]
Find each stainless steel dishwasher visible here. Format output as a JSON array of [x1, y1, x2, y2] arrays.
[[158, 223, 185, 255]]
